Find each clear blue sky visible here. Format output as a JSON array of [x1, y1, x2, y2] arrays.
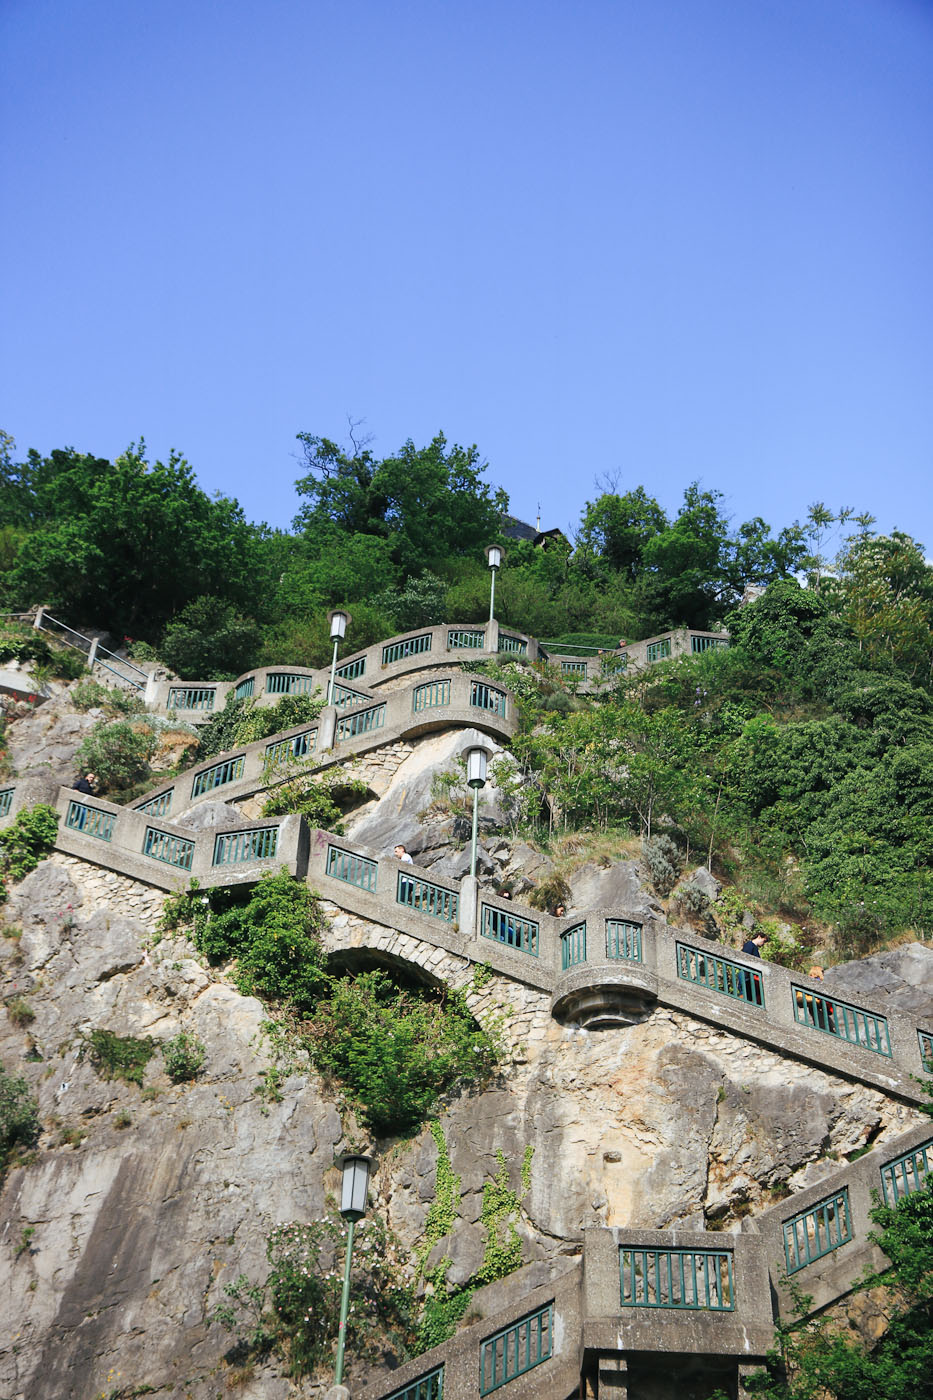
[[2, 0, 931, 550]]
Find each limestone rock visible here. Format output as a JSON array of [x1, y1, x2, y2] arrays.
[[823, 943, 933, 1021], [567, 859, 663, 918]]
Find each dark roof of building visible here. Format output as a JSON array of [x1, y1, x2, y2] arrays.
[[502, 517, 569, 548]]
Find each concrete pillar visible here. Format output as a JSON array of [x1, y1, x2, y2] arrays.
[[487, 617, 500, 653], [33, 606, 45, 632], [459, 873, 478, 938], [324, 1387, 351, 1400], [86, 638, 99, 669], [319, 705, 337, 751]]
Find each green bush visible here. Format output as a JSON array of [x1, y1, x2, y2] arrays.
[[212, 1211, 415, 1379], [261, 769, 369, 830], [71, 678, 143, 715], [0, 803, 59, 898], [79, 1029, 156, 1086], [76, 719, 156, 793], [164, 870, 329, 1014], [159, 594, 262, 680], [0, 1061, 39, 1174], [304, 970, 501, 1138], [196, 692, 324, 762], [161, 1032, 206, 1082]]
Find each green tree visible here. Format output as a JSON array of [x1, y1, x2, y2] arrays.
[[576, 487, 668, 582], [4, 443, 263, 636], [295, 431, 507, 577], [837, 531, 933, 684], [159, 595, 262, 679]]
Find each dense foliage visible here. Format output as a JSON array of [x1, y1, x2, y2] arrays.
[[0, 1061, 39, 1175], [0, 804, 59, 900], [735, 1183, 933, 1400], [160, 871, 500, 1136]]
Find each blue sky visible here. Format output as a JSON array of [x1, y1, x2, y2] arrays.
[[2, 0, 932, 551]]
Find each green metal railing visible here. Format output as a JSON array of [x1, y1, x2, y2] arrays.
[[481, 904, 539, 956], [0, 787, 14, 818], [265, 729, 316, 764], [384, 1366, 444, 1400], [143, 827, 194, 870], [784, 1189, 852, 1272], [560, 922, 587, 970], [327, 845, 378, 892], [918, 1030, 932, 1069], [677, 942, 765, 1008], [691, 634, 728, 653], [620, 1248, 734, 1311], [168, 686, 216, 711], [791, 985, 892, 1056], [265, 671, 317, 695], [212, 827, 279, 865], [646, 638, 672, 663], [235, 676, 255, 700], [333, 683, 369, 708], [881, 1138, 933, 1206], [65, 800, 116, 842], [396, 871, 458, 923], [191, 755, 246, 798], [136, 789, 173, 817], [606, 919, 643, 962], [499, 633, 527, 654], [383, 633, 432, 666], [479, 1301, 552, 1395], [335, 703, 386, 741], [447, 628, 485, 649], [560, 659, 587, 676], [470, 681, 507, 715], [413, 679, 451, 712], [335, 655, 366, 681]]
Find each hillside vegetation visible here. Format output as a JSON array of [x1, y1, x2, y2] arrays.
[[2, 427, 932, 956]]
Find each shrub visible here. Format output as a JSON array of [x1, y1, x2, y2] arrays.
[[71, 678, 142, 715], [304, 970, 500, 1138], [196, 692, 324, 762], [159, 595, 262, 680], [261, 769, 369, 830], [76, 719, 156, 792], [0, 1061, 39, 1173], [164, 870, 329, 1014], [373, 571, 448, 632], [6, 997, 35, 1027], [212, 1211, 415, 1379], [643, 834, 681, 896], [79, 1029, 156, 1086], [161, 1032, 206, 1082], [0, 803, 59, 898]]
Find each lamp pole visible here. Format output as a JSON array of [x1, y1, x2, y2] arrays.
[[327, 610, 350, 707], [466, 745, 490, 879], [484, 544, 503, 624], [333, 1152, 372, 1389]]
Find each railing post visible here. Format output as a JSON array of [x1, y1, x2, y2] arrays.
[[87, 637, 99, 669], [487, 618, 500, 653], [318, 705, 337, 751], [459, 873, 478, 938], [33, 606, 45, 632]]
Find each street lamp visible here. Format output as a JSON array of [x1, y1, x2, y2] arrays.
[[333, 1152, 373, 1388], [327, 609, 351, 706], [466, 744, 490, 878], [484, 544, 503, 623]]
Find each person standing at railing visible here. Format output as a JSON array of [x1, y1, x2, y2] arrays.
[[394, 843, 415, 906], [740, 931, 766, 1005], [73, 771, 98, 797]]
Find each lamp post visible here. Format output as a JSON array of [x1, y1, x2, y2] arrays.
[[484, 544, 503, 623], [466, 744, 490, 879], [333, 1152, 372, 1389], [327, 609, 351, 706]]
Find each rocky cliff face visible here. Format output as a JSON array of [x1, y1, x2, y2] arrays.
[[2, 848, 926, 1400], [1, 695, 930, 1400]]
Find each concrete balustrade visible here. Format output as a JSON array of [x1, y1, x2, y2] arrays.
[[132, 671, 518, 819], [142, 621, 546, 723]]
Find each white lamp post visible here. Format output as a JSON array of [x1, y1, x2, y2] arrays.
[[466, 744, 490, 878], [484, 544, 503, 623], [327, 609, 351, 706], [333, 1152, 372, 1387]]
